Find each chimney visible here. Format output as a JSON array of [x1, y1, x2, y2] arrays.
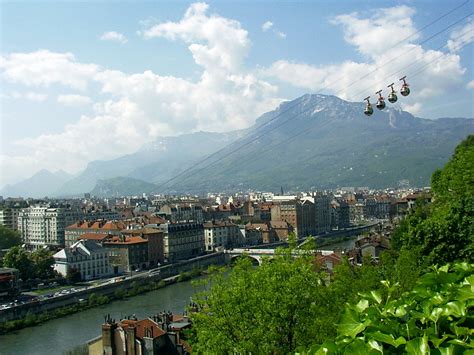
[[101, 322, 116, 355], [125, 325, 136, 355]]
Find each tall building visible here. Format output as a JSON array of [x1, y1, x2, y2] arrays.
[[271, 199, 316, 238], [314, 194, 331, 234], [18, 206, 67, 249], [0, 208, 20, 231], [159, 222, 204, 262]]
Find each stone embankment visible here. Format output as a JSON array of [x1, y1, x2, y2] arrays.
[[0, 252, 225, 323]]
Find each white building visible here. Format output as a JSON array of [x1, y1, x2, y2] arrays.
[[0, 208, 20, 231], [53, 240, 112, 280], [18, 206, 67, 248], [203, 221, 241, 251]]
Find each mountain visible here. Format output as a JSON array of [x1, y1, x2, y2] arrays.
[[90, 177, 157, 197], [159, 94, 474, 192], [61, 94, 474, 196], [1, 169, 73, 198], [55, 131, 242, 196]]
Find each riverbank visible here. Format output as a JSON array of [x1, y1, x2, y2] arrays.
[[0, 268, 203, 335], [0, 274, 207, 355], [0, 252, 226, 334]]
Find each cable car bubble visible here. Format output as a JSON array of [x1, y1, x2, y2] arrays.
[[375, 90, 386, 110], [363, 96, 373, 116], [387, 83, 398, 103], [400, 76, 410, 96]]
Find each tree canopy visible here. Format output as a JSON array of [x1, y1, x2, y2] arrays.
[[0, 225, 21, 250], [391, 134, 474, 264], [3, 246, 55, 280]]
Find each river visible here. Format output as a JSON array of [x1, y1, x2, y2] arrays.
[[0, 278, 204, 355]]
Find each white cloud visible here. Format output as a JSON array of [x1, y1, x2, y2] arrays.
[[10, 91, 48, 102], [276, 31, 287, 39], [143, 2, 250, 72], [447, 19, 474, 53], [467, 80, 474, 89], [0, 3, 283, 187], [265, 6, 466, 108], [331, 6, 418, 57], [57, 94, 92, 106], [99, 31, 128, 44], [261, 20, 286, 39], [262, 21, 273, 32], [401, 102, 422, 115], [0, 50, 99, 90]]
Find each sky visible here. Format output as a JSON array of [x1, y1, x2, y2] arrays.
[[1, 0, 473, 188]]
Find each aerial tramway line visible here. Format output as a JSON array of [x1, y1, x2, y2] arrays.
[[364, 76, 410, 116]]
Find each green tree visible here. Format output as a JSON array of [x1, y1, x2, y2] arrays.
[[66, 267, 82, 283], [392, 135, 474, 264], [190, 246, 331, 353], [0, 225, 21, 249], [30, 248, 55, 279], [2, 246, 34, 280]]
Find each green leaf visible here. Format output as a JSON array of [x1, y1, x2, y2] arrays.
[[406, 335, 429, 355], [370, 290, 382, 304], [355, 299, 369, 312], [437, 345, 455, 355], [369, 331, 406, 348], [367, 339, 383, 353], [442, 301, 465, 317], [338, 309, 368, 339], [447, 339, 474, 348], [343, 338, 371, 355]]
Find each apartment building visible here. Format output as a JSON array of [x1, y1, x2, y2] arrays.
[[18, 206, 67, 248], [53, 240, 112, 280]]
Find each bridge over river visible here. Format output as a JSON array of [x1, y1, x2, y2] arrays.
[[225, 248, 336, 265]]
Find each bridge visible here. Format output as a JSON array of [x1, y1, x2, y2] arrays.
[[225, 248, 336, 265]]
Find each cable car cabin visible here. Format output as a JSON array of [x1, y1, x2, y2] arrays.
[[400, 76, 410, 96], [387, 83, 398, 103], [363, 97, 373, 116]]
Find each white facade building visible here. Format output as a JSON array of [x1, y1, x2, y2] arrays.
[[18, 206, 67, 248], [53, 240, 112, 280]]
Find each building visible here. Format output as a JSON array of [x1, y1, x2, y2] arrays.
[[159, 222, 204, 262], [65, 220, 126, 247], [243, 224, 264, 245], [314, 194, 331, 234], [271, 199, 318, 238], [0, 208, 21, 231], [18, 206, 67, 249], [53, 240, 112, 280], [269, 220, 292, 242], [88, 312, 191, 355], [103, 236, 149, 272], [159, 204, 203, 223], [122, 227, 165, 267], [203, 221, 241, 251]]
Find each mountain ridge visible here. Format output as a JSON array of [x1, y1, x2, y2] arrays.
[[3, 94, 473, 197]]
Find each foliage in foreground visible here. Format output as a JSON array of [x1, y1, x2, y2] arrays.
[[309, 263, 474, 354], [189, 238, 400, 354]]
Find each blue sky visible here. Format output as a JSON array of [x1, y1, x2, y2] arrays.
[[1, 0, 473, 187]]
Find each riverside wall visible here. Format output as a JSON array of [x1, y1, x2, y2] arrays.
[[0, 252, 226, 323]]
